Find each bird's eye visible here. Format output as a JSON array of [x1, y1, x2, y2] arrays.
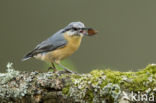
[[72, 27, 78, 31]]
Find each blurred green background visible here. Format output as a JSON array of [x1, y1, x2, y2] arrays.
[[0, 0, 156, 73]]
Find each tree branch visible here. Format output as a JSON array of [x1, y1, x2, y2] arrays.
[[0, 63, 156, 103]]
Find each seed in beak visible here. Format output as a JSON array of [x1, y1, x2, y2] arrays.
[[87, 29, 97, 36]]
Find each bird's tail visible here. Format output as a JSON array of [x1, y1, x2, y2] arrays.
[[22, 56, 31, 61], [22, 51, 34, 61]]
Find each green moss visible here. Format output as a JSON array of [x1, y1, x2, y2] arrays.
[[62, 87, 69, 95], [61, 64, 156, 103]]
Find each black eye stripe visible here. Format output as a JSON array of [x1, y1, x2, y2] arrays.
[[62, 27, 80, 33], [72, 27, 80, 31]]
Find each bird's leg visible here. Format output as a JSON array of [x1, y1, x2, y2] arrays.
[[48, 63, 57, 72], [52, 63, 57, 72], [58, 63, 75, 74], [48, 67, 52, 71]]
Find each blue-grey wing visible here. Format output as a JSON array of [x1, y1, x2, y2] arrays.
[[23, 29, 67, 58]]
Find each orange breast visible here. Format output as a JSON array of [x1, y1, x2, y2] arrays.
[[51, 34, 82, 61]]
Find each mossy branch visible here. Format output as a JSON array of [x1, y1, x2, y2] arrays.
[[0, 63, 156, 103]]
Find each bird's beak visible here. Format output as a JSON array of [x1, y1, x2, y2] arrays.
[[81, 28, 98, 36]]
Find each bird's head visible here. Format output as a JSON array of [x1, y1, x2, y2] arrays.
[[63, 22, 97, 37]]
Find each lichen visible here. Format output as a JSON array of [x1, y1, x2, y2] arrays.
[[1, 63, 156, 103], [0, 62, 19, 84], [61, 71, 121, 103]]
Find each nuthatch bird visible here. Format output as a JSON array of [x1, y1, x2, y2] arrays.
[[22, 22, 97, 73]]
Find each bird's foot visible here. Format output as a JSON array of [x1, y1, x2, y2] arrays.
[[48, 67, 57, 73], [57, 63, 78, 74], [57, 70, 78, 75], [63, 68, 77, 74]]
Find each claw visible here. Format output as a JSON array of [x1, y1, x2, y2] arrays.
[[64, 68, 76, 74], [48, 67, 57, 73]]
